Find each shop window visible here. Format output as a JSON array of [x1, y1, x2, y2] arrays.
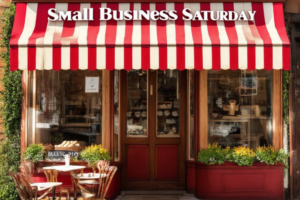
[[188, 71, 194, 160], [157, 70, 180, 137], [29, 70, 103, 147], [207, 70, 273, 149], [126, 70, 148, 137], [114, 71, 120, 161]]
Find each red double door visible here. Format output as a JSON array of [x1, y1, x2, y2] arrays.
[[120, 70, 187, 190]]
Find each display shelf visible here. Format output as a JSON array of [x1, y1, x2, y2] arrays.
[[130, 108, 147, 110], [157, 134, 180, 138], [66, 115, 85, 118]]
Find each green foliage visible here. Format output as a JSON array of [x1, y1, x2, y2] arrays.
[[255, 146, 277, 165], [0, 135, 20, 200], [51, 132, 64, 144], [255, 146, 289, 169], [277, 149, 290, 169], [80, 144, 111, 167], [228, 146, 256, 166], [0, 4, 22, 137], [0, 3, 22, 200], [198, 144, 289, 168], [198, 143, 231, 165], [22, 144, 44, 163], [282, 70, 290, 125]]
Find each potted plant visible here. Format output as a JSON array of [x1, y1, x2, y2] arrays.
[[80, 144, 111, 175], [22, 144, 45, 163], [50, 132, 64, 145], [196, 143, 289, 200]]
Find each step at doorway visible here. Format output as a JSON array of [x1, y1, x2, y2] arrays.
[[115, 191, 199, 200]]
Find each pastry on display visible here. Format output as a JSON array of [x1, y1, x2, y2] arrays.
[[55, 140, 86, 148]]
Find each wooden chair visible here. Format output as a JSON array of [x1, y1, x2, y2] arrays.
[[76, 161, 117, 200], [96, 165, 117, 200], [19, 161, 35, 182], [79, 160, 110, 193], [44, 169, 72, 200], [9, 171, 62, 200]]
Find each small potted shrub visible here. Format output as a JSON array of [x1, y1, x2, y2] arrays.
[[228, 146, 256, 166], [22, 144, 44, 163], [198, 143, 231, 165], [80, 144, 111, 175], [196, 143, 289, 200]]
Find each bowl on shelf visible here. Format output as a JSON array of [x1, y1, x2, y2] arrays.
[[157, 110, 163, 116], [164, 110, 170, 116], [135, 112, 141, 118]]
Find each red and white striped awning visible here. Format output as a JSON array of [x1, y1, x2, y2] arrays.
[[10, 3, 290, 71]]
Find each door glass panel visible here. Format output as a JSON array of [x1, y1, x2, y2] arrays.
[[157, 70, 180, 137], [126, 70, 148, 137]]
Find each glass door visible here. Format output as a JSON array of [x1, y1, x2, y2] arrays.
[[122, 70, 186, 190]]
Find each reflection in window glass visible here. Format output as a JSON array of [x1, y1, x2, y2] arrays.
[[189, 71, 194, 159], [34, 70, 102, 145], [114, 71, 119, 161], [126, 70, 147, 136], [157, 70, 180, 137], [207, 70, 272, 149]]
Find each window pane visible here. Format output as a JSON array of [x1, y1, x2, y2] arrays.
[[114, 71, 120, 161], [34, 70, 102, 146], [189, 71, 194, 159], [207, 70, 272, 149], [126, 70, 147, 136], [157, 70, 180, 137]]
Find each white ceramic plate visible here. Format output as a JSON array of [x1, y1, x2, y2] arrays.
[[164, 110, 170, 116], [172, 111, 178, 116], [157, 111, 163, 116]]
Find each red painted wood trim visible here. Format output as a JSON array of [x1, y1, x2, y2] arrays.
[[156, 145, 179, 181], [126, 145, 149, 181], [186, 161, 196, 193], [196, 162, 284, 200], [13, 0, 286, 3]]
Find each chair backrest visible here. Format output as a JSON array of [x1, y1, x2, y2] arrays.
[[96, 160, 109, 174], [9, 171, 35, 200], [97, 166, 117, 199], [44, 169, 58, 182], [19, 162, 35, 183]]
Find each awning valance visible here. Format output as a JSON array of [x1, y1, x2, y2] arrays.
[[10, 3, 290, 71]]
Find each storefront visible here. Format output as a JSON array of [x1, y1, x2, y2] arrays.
[[10, 0, 290, 199]]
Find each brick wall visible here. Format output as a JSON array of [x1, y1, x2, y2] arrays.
[[0, 1, 10, 139]]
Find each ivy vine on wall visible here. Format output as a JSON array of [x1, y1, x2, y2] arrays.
[[0, 3, 22, 200], [283, 70, 289, 126]]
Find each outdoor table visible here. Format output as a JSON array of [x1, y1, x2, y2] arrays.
[[30, 182, 62, 200], [43, 165, 86, 200]]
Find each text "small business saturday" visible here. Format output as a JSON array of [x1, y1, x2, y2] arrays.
[[48, 8, 256, 21]]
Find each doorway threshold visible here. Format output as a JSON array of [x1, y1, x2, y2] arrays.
[[116, 191, 199, 200]]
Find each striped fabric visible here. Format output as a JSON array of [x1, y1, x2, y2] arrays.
[[10, 3, 290, 71]]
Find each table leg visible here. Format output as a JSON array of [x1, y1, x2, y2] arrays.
[[52, 186, 56, 200]]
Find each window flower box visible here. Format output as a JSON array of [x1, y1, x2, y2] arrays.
[[196, 162, 284, 200]]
